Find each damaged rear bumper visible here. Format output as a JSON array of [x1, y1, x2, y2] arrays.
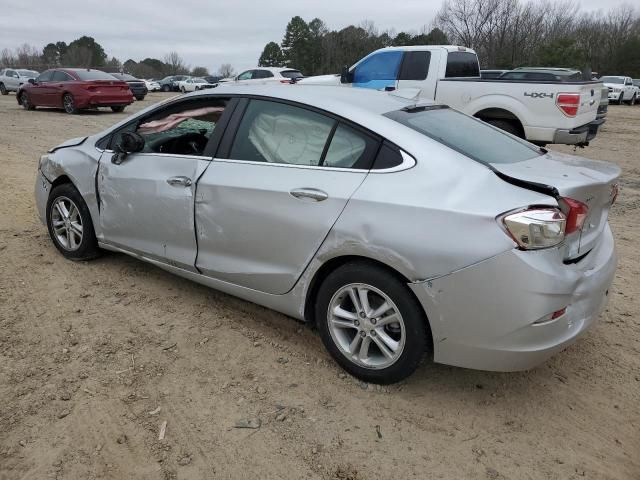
[[409, 224, 617, 371]]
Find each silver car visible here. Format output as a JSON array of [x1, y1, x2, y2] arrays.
[[35, 85, 619, 383]]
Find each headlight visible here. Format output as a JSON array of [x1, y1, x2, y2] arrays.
[[500, 208, 566, 250], [613, 88, 622, 92]]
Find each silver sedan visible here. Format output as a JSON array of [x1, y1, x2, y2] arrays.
[[35, 85, 620, 383]]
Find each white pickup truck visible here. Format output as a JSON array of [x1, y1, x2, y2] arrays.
[[300, 46, 605, 146], [0, 68, 39, 95]]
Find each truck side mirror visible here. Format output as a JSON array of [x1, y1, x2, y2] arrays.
[[340, 66, 353, 84]]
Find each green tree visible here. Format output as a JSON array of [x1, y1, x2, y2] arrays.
[[393, 32, 413, 46], [281, 16, 311, 71], [536, 38, 585, 68], [258, 42, 285, 67], [64, 36, 107, 67], [191, 66, 210, 76], [42, 43, 63, 65]]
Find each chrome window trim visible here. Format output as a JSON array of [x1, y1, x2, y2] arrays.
[[369, 150, 417, 174], [213, 158, 369, 173], [96, 149, 212, 161]]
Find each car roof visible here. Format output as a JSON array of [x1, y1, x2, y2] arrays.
[[241, 67, 301, 73]]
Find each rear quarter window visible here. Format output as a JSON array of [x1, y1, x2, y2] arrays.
[[445, 52, 480, 78], [384, 107, 541, 165]]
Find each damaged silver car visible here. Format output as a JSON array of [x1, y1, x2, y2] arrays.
[[35, 85, 620, 383]]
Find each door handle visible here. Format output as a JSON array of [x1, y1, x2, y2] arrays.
[[166, 176, 192, 187], [290, 188, 328, 202]]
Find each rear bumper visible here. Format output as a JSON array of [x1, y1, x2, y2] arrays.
[[409, 224, 617, 371], [553, 118, 605, 145], [75, 93, 134, 108]]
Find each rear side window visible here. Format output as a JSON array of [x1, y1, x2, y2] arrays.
[[229, 100, 335, 166], [399, 51, 431, 81], [281, 70, 303, 79], [254, 70, 274, 79], [323, 124, 379, 169], [445, 52, 480, 78], [75, 70, 117, 81], [385, 107, 541, 165]]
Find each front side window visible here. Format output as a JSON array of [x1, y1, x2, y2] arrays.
[[385, 106, 541, 165], [52, 71, 72, 82], [133, 99, 228, 156], [237, 71, 253, 81], [445, 52, 480, 78], [7, 69, 17, 77], [229, 100, 334, 166], [353, 50, 403, 87], [254, 70, 274, 79], [37, 70, 54, 82]]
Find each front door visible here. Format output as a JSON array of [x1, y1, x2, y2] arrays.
[[98, 96, 230, 271], [195, 98, 379, 294], [351, 50, 402, 91]]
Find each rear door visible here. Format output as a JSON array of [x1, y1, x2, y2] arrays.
[[98, 96, 232, 271], [195, 98, 380, 294], [396, 50, 436, 97], [5, 69, 19, 90]]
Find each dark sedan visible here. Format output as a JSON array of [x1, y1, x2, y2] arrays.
[[109, 73, 148, 101], [17, 68, 134, 114]]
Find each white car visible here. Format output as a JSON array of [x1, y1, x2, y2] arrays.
[[178, 77, 216, 93], [144, 79, 161, 92], [601, 76, 637, 105], [0, 68, 39, 95], [301, 46, 604, 147], [230, 67, 303, 85]]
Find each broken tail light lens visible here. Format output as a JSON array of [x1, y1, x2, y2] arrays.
[[558, 197, 589, 235], [556, 93, 580, 117], [501, 208, 566, 249]]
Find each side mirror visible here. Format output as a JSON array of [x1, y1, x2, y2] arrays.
[[28, 78, 36, 85], [340, 65, 353, 84], [112, 132, 145, 165]]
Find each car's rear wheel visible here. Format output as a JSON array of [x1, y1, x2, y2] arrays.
[[630, 94, 636, 106], [485, 119, 522, 137], [46, 184, 100, 261], [315, 262, 430, 384], [0, 83, 7, 95], [63, 93, 78, 114], [111, 106, 125, 112], [162, 85, 170, 92], [20, 92, 35, 110], [135, 95, 145, 101]]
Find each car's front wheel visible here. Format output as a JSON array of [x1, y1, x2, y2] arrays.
[[0, 83, 7, 95], [20, 92, 35, 110], [316, 262, 430, 384], [46, 183, 100, 261]]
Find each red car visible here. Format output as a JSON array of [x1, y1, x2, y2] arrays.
[[17, 68, 134, 114]]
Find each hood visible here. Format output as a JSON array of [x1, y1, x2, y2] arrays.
[[297, 74, 342, 86], [491, 150, 620, 259]]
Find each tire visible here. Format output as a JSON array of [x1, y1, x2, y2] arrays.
[[181, 87, 186, 93], [20, 92, 35, 110], [135, 95, 145, 101], [63, 93, 78, 114], [111, 106, 125, 113], [485, 119, 522, 137], [162, 85, 170, 92], [46, 183, 100, 261], [315, 261, 430, 384], [0, 83, 7, 95], [630, 95, 636, 106], [618, 93, 624, 105]]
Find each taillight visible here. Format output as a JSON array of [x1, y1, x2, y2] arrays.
[[500, 208, 566, 250], [558, 197, 588, 235], [556, 93, 580, 117]]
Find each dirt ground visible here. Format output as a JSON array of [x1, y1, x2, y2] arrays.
[[0, 92, 638, 480]]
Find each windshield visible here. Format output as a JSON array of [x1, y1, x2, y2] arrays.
[[18, 70, 38, 77], [601, 77, 624, 84], [384, 107, 542, 165], [281, 70, 303, 79], [75, 70, 118, 81]]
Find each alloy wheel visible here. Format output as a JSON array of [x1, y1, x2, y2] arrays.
[[327, 283, 406, 369], [50, 196, 83, 251], [63, 94, 75, 113]]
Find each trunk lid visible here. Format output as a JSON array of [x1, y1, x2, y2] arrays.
[[573, 83, 601, 127], [84, 79, 130, 93], [492, 151, 620, 259]]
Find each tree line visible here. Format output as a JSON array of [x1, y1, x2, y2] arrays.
[[0, 36, 235, 79], [260, 2, 640, 76]]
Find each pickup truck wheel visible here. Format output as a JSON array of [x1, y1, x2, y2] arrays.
[[0, 83, 7, 95], [630, 95, 637, 106], [618, 93, 624, 105], [485, 119, 522, 138]]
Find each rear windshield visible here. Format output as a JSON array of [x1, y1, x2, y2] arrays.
[[75, 70, 118, 81], [385, 107, 542, 164], [601, 77, 624, 84], [281, 70, 303, 79], [445, 52, 480, 78]]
